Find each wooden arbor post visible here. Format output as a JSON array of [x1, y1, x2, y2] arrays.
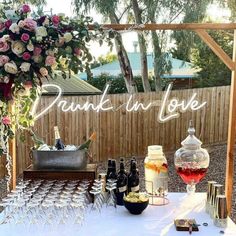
[[189, 29, 236, 213]]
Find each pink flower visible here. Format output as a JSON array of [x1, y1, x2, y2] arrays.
[[0, 22, 5, 32], [21, 33, 30, 42], [0, 38, 9, 52], [33, 46, 42, 56], [45, 55, 56, 66], [2, 116, 11, 125], [0, 55, 9, 66], [74, 48, 81, 56], [21, 4, 31, 13], [51, 15, 60, 26], [23, 18, 37, 31], [23, 81, 33, 89], [5, 20, 12, 29], [22, 52, 31, 60]]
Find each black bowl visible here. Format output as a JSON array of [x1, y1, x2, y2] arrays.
[[123, 199, 149, 215]]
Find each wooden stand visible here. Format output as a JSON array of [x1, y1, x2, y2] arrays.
[[23, 164, 97, 182]]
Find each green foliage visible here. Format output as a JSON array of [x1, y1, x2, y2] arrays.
[[191, 30, 233, 87], [91, 53, 117, 69], [87, 74, 155, 94]]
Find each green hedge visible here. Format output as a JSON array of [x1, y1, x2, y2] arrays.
[[87, 74, 156, 94]]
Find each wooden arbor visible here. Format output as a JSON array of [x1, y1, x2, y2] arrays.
[[9, 23, 236, 212]]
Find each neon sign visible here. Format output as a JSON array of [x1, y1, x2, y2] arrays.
[[31, 83, 207, 122]]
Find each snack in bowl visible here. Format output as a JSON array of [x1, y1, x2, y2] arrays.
[[123, 192, 149, 215]]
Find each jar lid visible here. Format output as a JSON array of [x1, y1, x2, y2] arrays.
[[181, 121, 202, 149], [148, 145, 163, 154]]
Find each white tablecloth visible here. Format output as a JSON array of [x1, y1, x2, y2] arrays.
[[0, 193, 235, 236]]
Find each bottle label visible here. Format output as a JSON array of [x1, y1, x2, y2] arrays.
[[131, 185, 139, 192], [118, 185, 127, 193]]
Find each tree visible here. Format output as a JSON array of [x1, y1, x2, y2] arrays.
[[131, 0, 151, 92], [143, 0, 212, 90], [192, 30, 233, 87], [72, 0, 137, 93]]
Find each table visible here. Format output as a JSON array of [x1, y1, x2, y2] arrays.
[[0, 193, 235, 236]]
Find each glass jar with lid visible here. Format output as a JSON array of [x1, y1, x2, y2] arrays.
[[174, 121, 210, 194], [144, 145, 168, 196]]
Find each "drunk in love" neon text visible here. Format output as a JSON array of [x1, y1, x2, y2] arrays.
[[31, 83, 207, 123]]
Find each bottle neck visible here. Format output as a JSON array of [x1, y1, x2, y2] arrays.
[[119, 163, 125, 173], [54, 129, 60, 140]]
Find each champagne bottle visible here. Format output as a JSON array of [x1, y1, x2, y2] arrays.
[[128, 161, 139, 193], [106, 159, 112, 182], [116, 158, 128, 205], [78, 132, 96, 150], [54, 126, 64, 150], [108, 159, 117, 180]]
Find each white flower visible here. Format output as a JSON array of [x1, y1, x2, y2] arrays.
[[63, 32, 73, 43], [42, 17, 49, 26], [11, 40, 25, 55], [4, 62, 18, 74], [36, 26, 47, 38], [9, 23, 19, 34], [3, 76, 9, 83], [26, 41, 34, 51], [36, 36, 43, 42], [46, 50, 54, 56], [32, 55, 43, 63], [20, 62, 31, 72], [2, 35, 10, 42], [18, 20, 25, 28]]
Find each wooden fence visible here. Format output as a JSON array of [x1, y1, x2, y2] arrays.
[[0, 85, 231, 177]]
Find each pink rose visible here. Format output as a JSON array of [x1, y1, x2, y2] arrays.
[[74, 48, 81, 56], [2, 116, 11, 125], [21, 4, 31, 13], [21, 33, 30, 42], [0, 55, 9, 66], [45, 55, 56, 66], [0, 22, 5, 32], [5, 20, 12, 29], [0, 38, 9, 52], [22, 52, 31, 60], [33, 46, 42, 56], [23, 18, 37, 31], [51, 15, 60, 26], [23, 81, 33, 89]]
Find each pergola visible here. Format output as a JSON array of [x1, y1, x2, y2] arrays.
[[9, 23, 236, 213]]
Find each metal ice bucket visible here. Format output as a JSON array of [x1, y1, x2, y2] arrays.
[[32, 148, 88, 170]]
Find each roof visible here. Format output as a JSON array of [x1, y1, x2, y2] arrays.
[[79, 53, 199, 80], [42, 72, 101, 95]]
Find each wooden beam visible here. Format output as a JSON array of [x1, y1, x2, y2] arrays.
[[195, 29, 234, 71], [225, 30, 236, 213], [88, 23, 236, 31]]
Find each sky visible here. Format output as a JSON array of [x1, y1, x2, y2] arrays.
[[44, 0, 231, 58]]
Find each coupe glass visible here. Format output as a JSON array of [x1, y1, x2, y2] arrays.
[[106, 179, 117, 208], [174, 121, 210, 194]]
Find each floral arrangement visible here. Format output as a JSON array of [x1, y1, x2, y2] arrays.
[[0, 4, 111, 156]]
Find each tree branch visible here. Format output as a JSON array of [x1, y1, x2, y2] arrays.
[[118, 5, 132, 22]]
